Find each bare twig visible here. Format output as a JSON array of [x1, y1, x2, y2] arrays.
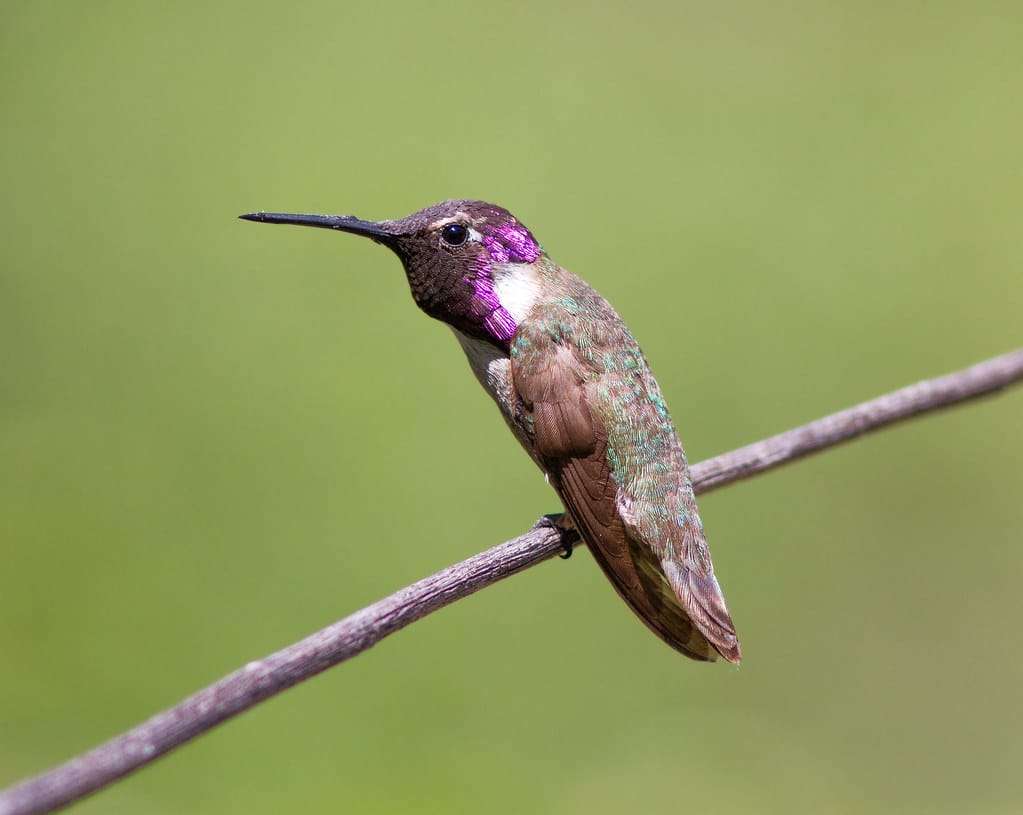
[[692, 348, 1023, 492], [3, 348, 1022, 815]]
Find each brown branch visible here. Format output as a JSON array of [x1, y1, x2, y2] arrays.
[[2, 347, 1022, 815], [692, 348, 1023, 493]]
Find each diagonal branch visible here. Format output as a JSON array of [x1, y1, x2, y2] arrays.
[[2, 348, 1022, 815]]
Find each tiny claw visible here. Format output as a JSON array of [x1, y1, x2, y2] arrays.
[[535, 513, 579, 560]]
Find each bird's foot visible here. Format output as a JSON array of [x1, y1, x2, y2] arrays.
[[536, 513, 579, 559]]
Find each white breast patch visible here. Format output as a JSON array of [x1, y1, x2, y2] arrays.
[[492, 263, 541, 324]]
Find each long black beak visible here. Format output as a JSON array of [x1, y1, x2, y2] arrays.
[[238, 211, 395, 243]]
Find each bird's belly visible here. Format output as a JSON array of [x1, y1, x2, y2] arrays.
[[451, 328, 542, 468], [451, 329, 513, 405]]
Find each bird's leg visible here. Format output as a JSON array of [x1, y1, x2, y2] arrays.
[[536, 513, 580, 559]]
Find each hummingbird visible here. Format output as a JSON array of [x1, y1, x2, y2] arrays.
[[239, 200, 740, 663]]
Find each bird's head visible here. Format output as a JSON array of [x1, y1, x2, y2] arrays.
[[240, 199, 545, 348]]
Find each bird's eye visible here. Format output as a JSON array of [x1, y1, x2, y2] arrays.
[[441, 223, 469, 247]]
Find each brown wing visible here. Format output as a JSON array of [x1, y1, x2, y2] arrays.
[[511, 337, 721, 661]]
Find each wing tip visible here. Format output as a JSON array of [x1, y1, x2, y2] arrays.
[[672, 630, 741, 664], [661, 560, 742, 664], [715, 638, 742, 665]]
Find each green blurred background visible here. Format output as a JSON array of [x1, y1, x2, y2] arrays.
[[2, 3, 1022, 813]]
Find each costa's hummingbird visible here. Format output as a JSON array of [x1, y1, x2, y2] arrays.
[[240, 200, 740, 663]]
